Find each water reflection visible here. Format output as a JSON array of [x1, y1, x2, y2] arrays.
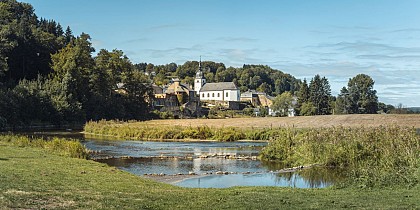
[[176, 172, 335, 188], [297, 166, 346, 188], [85, 140, 265, 159], [96, 157, 266, 175]]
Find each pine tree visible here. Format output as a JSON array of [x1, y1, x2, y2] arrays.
[[309, 74, 331, 115]]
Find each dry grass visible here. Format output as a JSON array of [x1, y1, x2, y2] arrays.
[[138, 114, 420, 129]]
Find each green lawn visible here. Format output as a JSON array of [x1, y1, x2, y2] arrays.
[[0, 142, 419, 209]]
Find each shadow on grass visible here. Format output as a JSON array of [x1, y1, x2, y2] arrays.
[[0, 158, 9, 161]]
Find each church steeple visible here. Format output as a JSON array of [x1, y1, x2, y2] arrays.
[[194, 56, 206, 94], [199, 56, 201, 69]]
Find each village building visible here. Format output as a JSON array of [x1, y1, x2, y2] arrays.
[[240, 90, 274, 107], [194, 60, 240, 103], [152, 79, 200, 117]]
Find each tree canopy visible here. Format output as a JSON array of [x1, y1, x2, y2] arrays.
[[336, 74, 378, 114]]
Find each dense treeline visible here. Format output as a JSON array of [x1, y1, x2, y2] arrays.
[[137, 61, 300, 96], [0, 0, 151, 129]]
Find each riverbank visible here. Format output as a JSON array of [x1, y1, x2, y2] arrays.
[[84, 114, 420, 141], [1, 140, 419, 209]]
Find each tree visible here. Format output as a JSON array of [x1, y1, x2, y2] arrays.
[[295, 79, 309, 115], [257, 82, 271, 94], [336, 74, 378, 114], [309, 75, 331, 115], [347, 74, 378, 114], [120, 70, 152, 119], [64, 26, 74, 44], [50, 33, 95, 121], [271, 91, 293, 117], [299, 102, 316, 116]]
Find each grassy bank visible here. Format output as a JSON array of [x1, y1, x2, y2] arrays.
[[261, 126, 420, 188], [0, 134, 88, 159], [85, 120, 290, 141], [1, 137, 419, 209]]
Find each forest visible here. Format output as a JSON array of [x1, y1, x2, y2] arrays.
[[0, 0, 406, 129]]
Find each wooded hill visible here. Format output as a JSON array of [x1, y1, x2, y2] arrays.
[[0, 0, 404, 129]]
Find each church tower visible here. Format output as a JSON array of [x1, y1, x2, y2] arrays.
[[194, 56, 206, 94]]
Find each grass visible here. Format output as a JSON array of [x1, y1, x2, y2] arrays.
[[101, 114, 420, 129], [84, 114, 420, 141], [85, 120, 300, 141], [260, 126, 420, 188], [0, 134, 88, 159], [1, 138, 419, 209]]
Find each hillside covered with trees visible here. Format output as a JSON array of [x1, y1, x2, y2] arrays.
[[0, 0, 406, 129]]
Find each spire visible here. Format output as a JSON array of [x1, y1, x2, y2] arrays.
[[196, 56, 204, 79]]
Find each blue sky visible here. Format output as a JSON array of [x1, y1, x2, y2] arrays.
[[22, 0, 420, 107]]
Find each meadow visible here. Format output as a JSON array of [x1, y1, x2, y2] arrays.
[[1, 135, 419, 209], [84, 114, 420, 141]]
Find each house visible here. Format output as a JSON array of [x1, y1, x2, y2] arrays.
[[199, 82, 240, 102], [240, 90, 260, 106], [240, 90, 273, 107], [194, 59, 240, 102], [152, 78, 201, 116]]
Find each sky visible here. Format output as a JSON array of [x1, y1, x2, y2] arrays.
[[22, 0, 420, 107]]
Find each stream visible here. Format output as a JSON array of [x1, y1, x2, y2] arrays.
[[25, 131, 343, 188]]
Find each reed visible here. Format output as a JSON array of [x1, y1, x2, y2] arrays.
[[260, 126, 420, 188], [84, 120, 295, 141], [0, 134, 89, 159]]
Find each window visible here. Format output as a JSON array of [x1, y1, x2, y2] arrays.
[[212, 93, 215, 97], [202, 93, 204, 97], [207, 93, 209, 97], [196, 80, 199, 83], [217, 93, 220, 97], [226, 92, 229, 97]]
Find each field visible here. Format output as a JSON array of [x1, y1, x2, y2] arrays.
[[1, 140, 419, 209], [132, 114, 420, 128], [84, 114, 420, 141]]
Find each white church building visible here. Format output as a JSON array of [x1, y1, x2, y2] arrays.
[[194, 60, 240, 102]]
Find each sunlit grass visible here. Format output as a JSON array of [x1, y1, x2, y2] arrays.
[[0, 138, 419, 209], [260, 126, 420, 188]]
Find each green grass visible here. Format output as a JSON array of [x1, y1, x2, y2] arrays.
[[1, 136, 420, 209], [84, 120, 294, 141], [260, 126, 420, 188], [0, 134, 89, 159]]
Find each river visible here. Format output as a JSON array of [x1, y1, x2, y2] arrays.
[[25, 130, 342, 188]]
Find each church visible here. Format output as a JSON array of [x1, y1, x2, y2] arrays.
[[194, 60, 240, 102]]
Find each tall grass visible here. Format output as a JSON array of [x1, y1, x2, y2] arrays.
[[260, 126, 420, 188], [0, 134, 89, 159], [84, 120, 291, 141]]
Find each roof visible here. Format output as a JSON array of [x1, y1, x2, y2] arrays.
[[200, 82, 238, 92], [165, 79, 193, 94], [240, 91, 254, 98], [152, 84, 163, 94]]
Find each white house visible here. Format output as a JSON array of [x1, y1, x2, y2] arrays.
[[199, 82, 240, 102], [194, 59, 240, 102]]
